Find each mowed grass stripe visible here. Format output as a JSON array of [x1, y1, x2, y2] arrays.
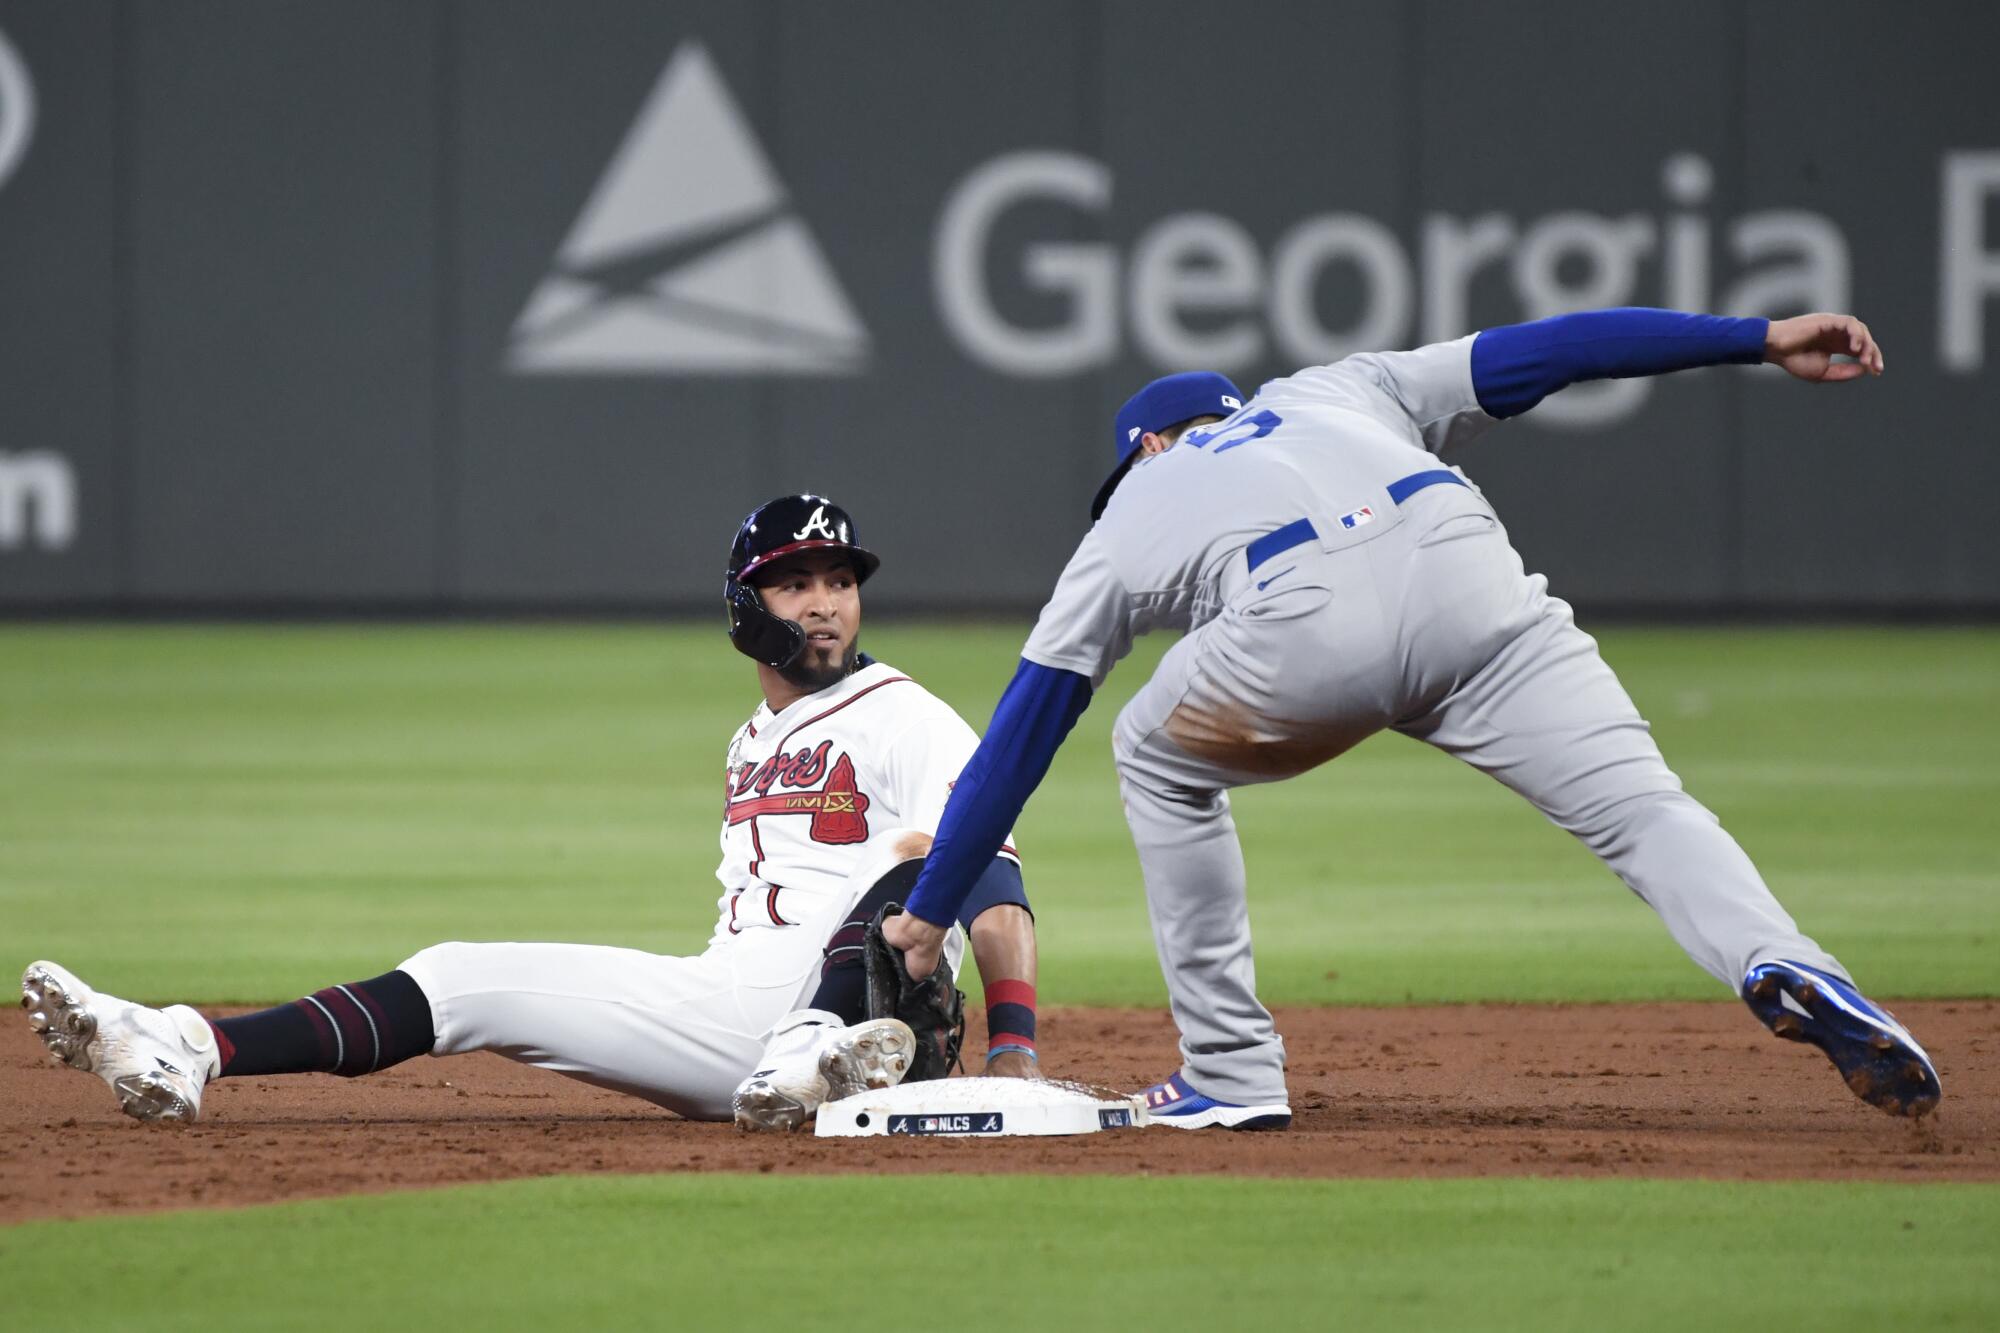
[[3, 625, 1996, 1005], [1, 1174, 1995, 1331]]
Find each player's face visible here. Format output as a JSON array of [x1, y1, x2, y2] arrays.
[[754, 551, 862, 691]]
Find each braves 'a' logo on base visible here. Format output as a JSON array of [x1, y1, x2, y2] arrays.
[[726, 743, 871, 844]]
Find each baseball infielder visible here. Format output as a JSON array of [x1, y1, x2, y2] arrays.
[[883, 307, 1942, 1126], [22, 495, 1039, 1131]]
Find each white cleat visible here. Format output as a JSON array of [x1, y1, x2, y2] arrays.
[[20, 961, 220, 1123], [818, 1018, 917, 1101], [733, 1009, 915, 1132]]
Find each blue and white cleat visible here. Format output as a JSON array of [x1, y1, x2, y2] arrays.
[[1742, 960, 1941, 1119], [1141, 1072, 1291, 1130]]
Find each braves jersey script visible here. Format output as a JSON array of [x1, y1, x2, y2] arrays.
[[1021, 336, 1498, 687], [714, 660, 1018, 938]]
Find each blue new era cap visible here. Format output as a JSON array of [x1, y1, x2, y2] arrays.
[[1093, 371, 1244, 519]]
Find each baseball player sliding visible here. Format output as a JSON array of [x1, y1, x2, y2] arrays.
[[884, 307, 1942, 1127], [21, 496, 1039, 1131]]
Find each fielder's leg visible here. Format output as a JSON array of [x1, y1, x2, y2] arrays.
[[1112, 635, 1297, 1112], [1391, 524, 1843, 990], [1389, 520, 1938, 1114], [1111, 547, 1400, 1119]]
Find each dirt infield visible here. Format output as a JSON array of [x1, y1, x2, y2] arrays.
[[3, 1001, 1993, 1223]]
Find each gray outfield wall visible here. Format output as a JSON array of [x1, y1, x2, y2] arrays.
[[1, 1, 1997, 613]]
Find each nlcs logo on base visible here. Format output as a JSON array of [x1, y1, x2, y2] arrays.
[[887, 1112, 1004, 1136]]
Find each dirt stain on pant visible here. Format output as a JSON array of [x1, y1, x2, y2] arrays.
[[1163, 696, 1369, 780]]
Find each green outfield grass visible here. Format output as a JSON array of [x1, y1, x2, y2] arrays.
[[2, 624, 1996, 1006], [2, 1173, 1995, 1331]]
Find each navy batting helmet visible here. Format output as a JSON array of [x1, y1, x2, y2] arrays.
[[725, 495, 881, 669]]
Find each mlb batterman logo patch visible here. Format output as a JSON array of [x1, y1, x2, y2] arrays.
[[1340, 505, 1376, 530]]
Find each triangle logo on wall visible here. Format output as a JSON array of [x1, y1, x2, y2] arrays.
[[506, 42, 869, 376]]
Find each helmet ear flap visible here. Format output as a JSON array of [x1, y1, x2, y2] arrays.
[[725, 577, 806, 669]]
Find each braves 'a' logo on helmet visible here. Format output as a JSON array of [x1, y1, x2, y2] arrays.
[[791, 504, 841, 542]]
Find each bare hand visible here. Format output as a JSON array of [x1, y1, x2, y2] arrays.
[[1764, 313, 1884, 382], [985, 1050, 1040, 1080], [881, 910, 947, 981]]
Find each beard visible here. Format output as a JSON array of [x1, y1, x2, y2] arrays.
[[779, 634, 860, 695]]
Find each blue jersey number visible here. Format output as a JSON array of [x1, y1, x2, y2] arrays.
[[1182, 409, 1281, 454]]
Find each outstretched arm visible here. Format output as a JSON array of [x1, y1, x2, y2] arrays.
[[883, 661, 1092, 977], [1470, 308, 1883, 419], [886, 530, 1131, 975]]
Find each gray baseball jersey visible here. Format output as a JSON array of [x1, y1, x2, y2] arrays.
[[1037, 336, 1845, 1108], [1023, 337, 1491, 686]]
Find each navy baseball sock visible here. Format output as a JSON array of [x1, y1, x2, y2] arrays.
[[210, 970, 435, 1078], [807, 862, 922, 1023], [983, 979, 1037, 1062]]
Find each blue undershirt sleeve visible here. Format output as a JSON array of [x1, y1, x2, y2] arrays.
[[1470, 307, 1769, 419], [903, 659, 1093, 927]]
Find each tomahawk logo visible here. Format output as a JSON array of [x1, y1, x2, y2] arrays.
[[507, 41, 869, 375]]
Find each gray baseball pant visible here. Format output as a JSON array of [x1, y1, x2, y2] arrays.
[[1111, 483, 1845, 1105]]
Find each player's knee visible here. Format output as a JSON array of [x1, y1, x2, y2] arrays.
[[1571, 787, 1714, 854], [968, 901, 1032, 938], [1110, 701, 1150, 766], [867, 826, 930, 868], [841, 827, 931, 901], [1110, 722, 1161, 784], [396, 941, 477, 995], [888, 830, 932, 862]]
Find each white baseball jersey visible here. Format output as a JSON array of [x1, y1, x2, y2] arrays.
[[400, 656, 1022, 1122], [712, 659, 1019, 943], [1021, 336, 1496, 687]]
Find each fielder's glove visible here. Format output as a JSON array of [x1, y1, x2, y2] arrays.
[[864, 902, 965, 1083]]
